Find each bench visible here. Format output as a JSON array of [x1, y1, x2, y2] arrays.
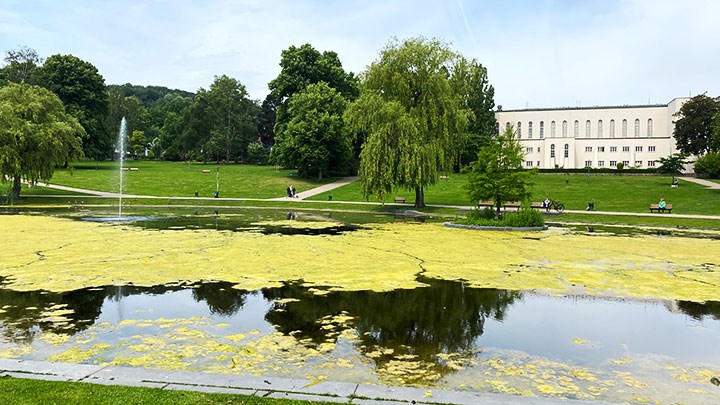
[[129, 167, 139, 171], [477, 201, 521, 209], [394, 196, 407, 203], [649, 204, 672, 213], [201, 169, 211, 173], [530, 202, 545, 209]]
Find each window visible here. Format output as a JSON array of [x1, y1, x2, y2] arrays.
[[648, 146, 655, 152], [550, 144, 556, 158], [610, 146, 617, 152], [585, 160, 592, 168], [517, 122, 522, 138], [634, 119, 640, 137], [526, 147, 534, 153], [610, 119, 615, 138], [495, 122, 500, 135], [622, 119, 628, 137], [574, 120, 579, 138], [647, 119, 653, 137], [562, 120, 568, 137], [564, 144, 569, 158], [598, 146, 605, 152], [623, 160, 630, 166], [622, 146, 630, 152], [635, 146, 643, 152], [550, 121, 556, 138], [585, 120, 591, 137], [647, 161, 656, 167], [598, 160, 605, 167], [506, 122, 511, 130], [537, 147, 541, 153], [585, 146, 593, 152], [537, 161, 540, 167], [610, 160, 617, 167], [539, 121, 544, 138], [528, 121, 533, 139], [526, 161, 533, 167], [598, 120, 603, 138]]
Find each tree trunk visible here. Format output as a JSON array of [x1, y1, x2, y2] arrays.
[[414, 186, 425, 208], [318, 168, 323, 180], [495, 198, 502, 219], [12, 176, 21, 200]]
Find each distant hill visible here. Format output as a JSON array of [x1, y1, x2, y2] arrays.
[[107, 83, 194, 107]]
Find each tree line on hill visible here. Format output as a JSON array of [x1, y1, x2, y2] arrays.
[[2, 39, 719, 206]]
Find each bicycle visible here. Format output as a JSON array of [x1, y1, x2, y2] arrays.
[[544, 199, 565, 213]]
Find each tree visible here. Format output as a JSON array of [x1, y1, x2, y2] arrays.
[[1, 46, 44, 85], [673, 94, 720, 155], [0, 83, 84, 199], [657, 152, 689, 182], [204, 75, 257, 162], [269, 44, 358, 162], [693, 152, 720, 179], [128, 130, 147, 156], [270, 82, 350, 179], [105, 90, 150, 152], [344, 37, 471, 207], [41, 54, 109, 160], [257, 93, 278, 148], [466, 125, 532, 218], [455, 59, 497, 167]]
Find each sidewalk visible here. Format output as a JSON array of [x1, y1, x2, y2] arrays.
[[0, 358, 606, 405], [679, 176, 720, 189]]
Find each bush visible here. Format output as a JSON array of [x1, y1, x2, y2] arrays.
[[246, 142, 269, 165], [693, 152, 720, 178], [615, 162, 624, 170], [461, 207, 545, 228]]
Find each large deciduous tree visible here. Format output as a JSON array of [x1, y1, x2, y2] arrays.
[[204, 75, 257, 163], [41, 54, 110, 160], [344, 37, 471, 207], [270, 82, 350, 179], [1, 46, 44, 86], [456, 59, 497, 167], [0, 83, 84, 199], [657, 152, 690, 182], [673, 94, 720, 155], [466, 125, 532, 219]]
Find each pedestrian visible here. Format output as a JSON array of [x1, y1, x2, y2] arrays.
[[291, 185, 297, 198], [286, 185, 293, 198]]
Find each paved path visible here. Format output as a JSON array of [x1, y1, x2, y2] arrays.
[[22, 179, 720, 221], [0, 358, 606, 405], [680, 176, 720, 189]]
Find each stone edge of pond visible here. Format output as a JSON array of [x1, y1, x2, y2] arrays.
[[443, 222, 548, 232], [0, 358, 609, 405]]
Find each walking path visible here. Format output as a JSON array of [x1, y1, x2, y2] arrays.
[[20, 177, 720, 221], [680, 176, 720, 189], [0, 358, 606, 405]]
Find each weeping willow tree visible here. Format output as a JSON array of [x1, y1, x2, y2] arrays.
[[345, 37, 472, 208]]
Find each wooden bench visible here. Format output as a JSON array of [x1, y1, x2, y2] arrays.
[[649, 204, 672, 213], [394, 196, 407, 203], [129, 167, 139, 171], [530, 202, 545, 209], [201, 169, 211, 173], [477, 201, 521, 209]]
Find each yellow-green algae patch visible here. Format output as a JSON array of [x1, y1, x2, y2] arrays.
[[1, 215, 717, 302]]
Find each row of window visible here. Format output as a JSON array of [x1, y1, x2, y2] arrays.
[[508, 118, 654, 139], [543, 144, 657, 158], [525, 160, 657, 168]]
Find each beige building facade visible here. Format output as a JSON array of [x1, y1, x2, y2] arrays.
[[495, 98, 689, 169]]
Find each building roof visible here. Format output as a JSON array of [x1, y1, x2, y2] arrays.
[[498, 103, 667, 113]]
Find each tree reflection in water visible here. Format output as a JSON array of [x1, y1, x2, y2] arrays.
[[263, 278, 523, 383]]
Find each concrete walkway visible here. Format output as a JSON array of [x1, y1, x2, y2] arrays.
[[269, 176, 358, 201], [680, 176, 720, 189], [0, 358, 606, 405]]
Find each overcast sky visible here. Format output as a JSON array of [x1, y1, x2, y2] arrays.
[[2, 0, 719, 109]]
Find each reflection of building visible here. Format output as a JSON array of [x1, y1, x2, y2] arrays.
[[495, 98, 689, 169]]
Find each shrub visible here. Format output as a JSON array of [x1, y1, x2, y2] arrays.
[[461, 207, 544, 228], [246, 142, 269, 165], [615, 162, 624, 170], [693, 152, 720, 178]]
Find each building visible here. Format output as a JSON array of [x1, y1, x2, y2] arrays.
[[494, 98, 689, 169]]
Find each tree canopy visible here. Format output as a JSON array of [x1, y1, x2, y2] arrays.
[[657, 152, 690, 181], [455, 59, 496, 167], [0, 46, 44, 86], [270, 82, 350, 179], [41, 54, 109, 160], [344, 37, 472, 207], [673, 94, 720, 156], [0, 83, 84, 199], [466, 125, 532, 218]]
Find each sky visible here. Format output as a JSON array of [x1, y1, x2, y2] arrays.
[[2, 0, 719, 110]]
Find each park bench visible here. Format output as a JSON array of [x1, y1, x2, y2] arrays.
[[530, 202, 545, 209], [649, 203, 672, 213], [477, 201, 521, 209], [201, 169, 211, 173], [129, 167, 139, 171], [394, 196, 407, 203]]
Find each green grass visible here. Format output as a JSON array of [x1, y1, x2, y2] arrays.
[[0, 378, 331, 404], [45, 161, 337, 199], [309, 173, 720, 215]]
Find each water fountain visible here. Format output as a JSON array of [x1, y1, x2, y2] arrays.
[[118, 117, 126, 219]]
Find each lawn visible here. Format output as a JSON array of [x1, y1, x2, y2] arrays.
[[0, 378, 329, 404], [309, 173, 720, 215], [44, 161, 337, 199]]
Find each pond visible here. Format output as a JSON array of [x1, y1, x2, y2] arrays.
[[0, 207, 719, 403]]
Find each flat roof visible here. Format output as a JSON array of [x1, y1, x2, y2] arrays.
[[497, 103, 667, 113]]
